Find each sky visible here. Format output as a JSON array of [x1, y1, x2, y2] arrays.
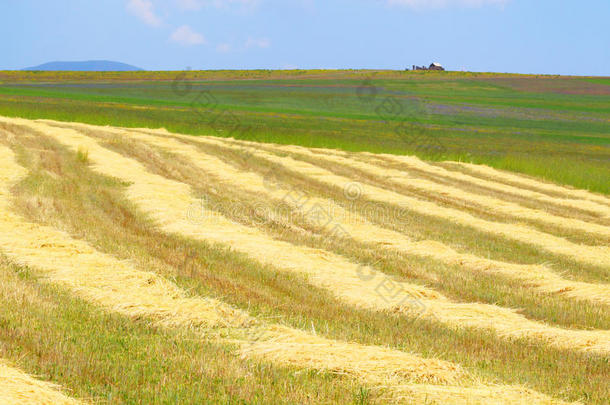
[[1, 0, 609, 75]]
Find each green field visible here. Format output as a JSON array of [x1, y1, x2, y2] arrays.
[[0, 69, 608, 194]]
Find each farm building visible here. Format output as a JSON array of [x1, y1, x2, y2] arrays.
[[411, 63, 445, 71]]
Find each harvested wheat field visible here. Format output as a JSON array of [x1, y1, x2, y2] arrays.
[[185, 135, 610, 269], [11, 118, 606, 355], [3, 0, 610, 399], [0, 113, 608, 404]]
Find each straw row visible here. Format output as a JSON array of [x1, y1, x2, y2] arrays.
[[0, 142, 251, 331], [369, 153, 610, 219], [293, 145, 610, 219], [0, 129, 567, 404], [108, 125, 610, 306], [203, 135, 610, 269], [452, 161, 610, 208], [0, 140, 458, 395], [272, 145, 610, 237], [0, 361, 83, 405], [29, 119, 610, 355], [310, 145, 610, 222], [237, 325, 573, 405]]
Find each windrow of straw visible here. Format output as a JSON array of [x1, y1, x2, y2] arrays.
[[0, 130, 569, 405], [292, 145, 610, 220], [266, 144, 610, 239], [384, 384, 576, 405], [27, 118, 610, 355], [0, 361, 83, 405], [453, 161, 610, 208], [368, 153, 610, 219], [0, 139, 459, 396], [273, 145, 610, 238], [104, 125, 610, 306], [203, 135, 610, 269], [98, 122, 610, 211], [236, 325, 572, 405], [0, 143, 251, 331]]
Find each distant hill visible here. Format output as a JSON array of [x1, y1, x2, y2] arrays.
[[23, 60, 143, 71]]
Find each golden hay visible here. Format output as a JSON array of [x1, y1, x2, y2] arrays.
[[237, 325, 575, 404], [0, 134, 570, 404], [246, 141, 610, 239], [237, 326, 576, 404], [238, 324, 463, 385], [0, 139, 461, 396], [455, 161, 610, 208], [0, 142, 249, 331], [369, 153, 610, 219], [110, 126, 610, 307], [385, 384, 575, 405], [290, 145, 610, 220], [0, 361, 83, 405], [203, 135, 610, 269], [284, 146, 610, 237], [23, 119, 610, 356]]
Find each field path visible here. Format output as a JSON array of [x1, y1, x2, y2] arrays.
[[16, 118, 610, 356]]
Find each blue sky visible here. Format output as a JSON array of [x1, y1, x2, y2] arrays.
[[1, 0, 608, 75]]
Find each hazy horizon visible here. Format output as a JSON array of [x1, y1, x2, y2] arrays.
[[1, 0, 609, 76]]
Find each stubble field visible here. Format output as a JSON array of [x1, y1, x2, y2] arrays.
[[0, 70, 608, 404]]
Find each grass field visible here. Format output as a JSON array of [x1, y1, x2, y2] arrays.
[[0, 70, 608, 404], [0, 70, 608, 194]]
